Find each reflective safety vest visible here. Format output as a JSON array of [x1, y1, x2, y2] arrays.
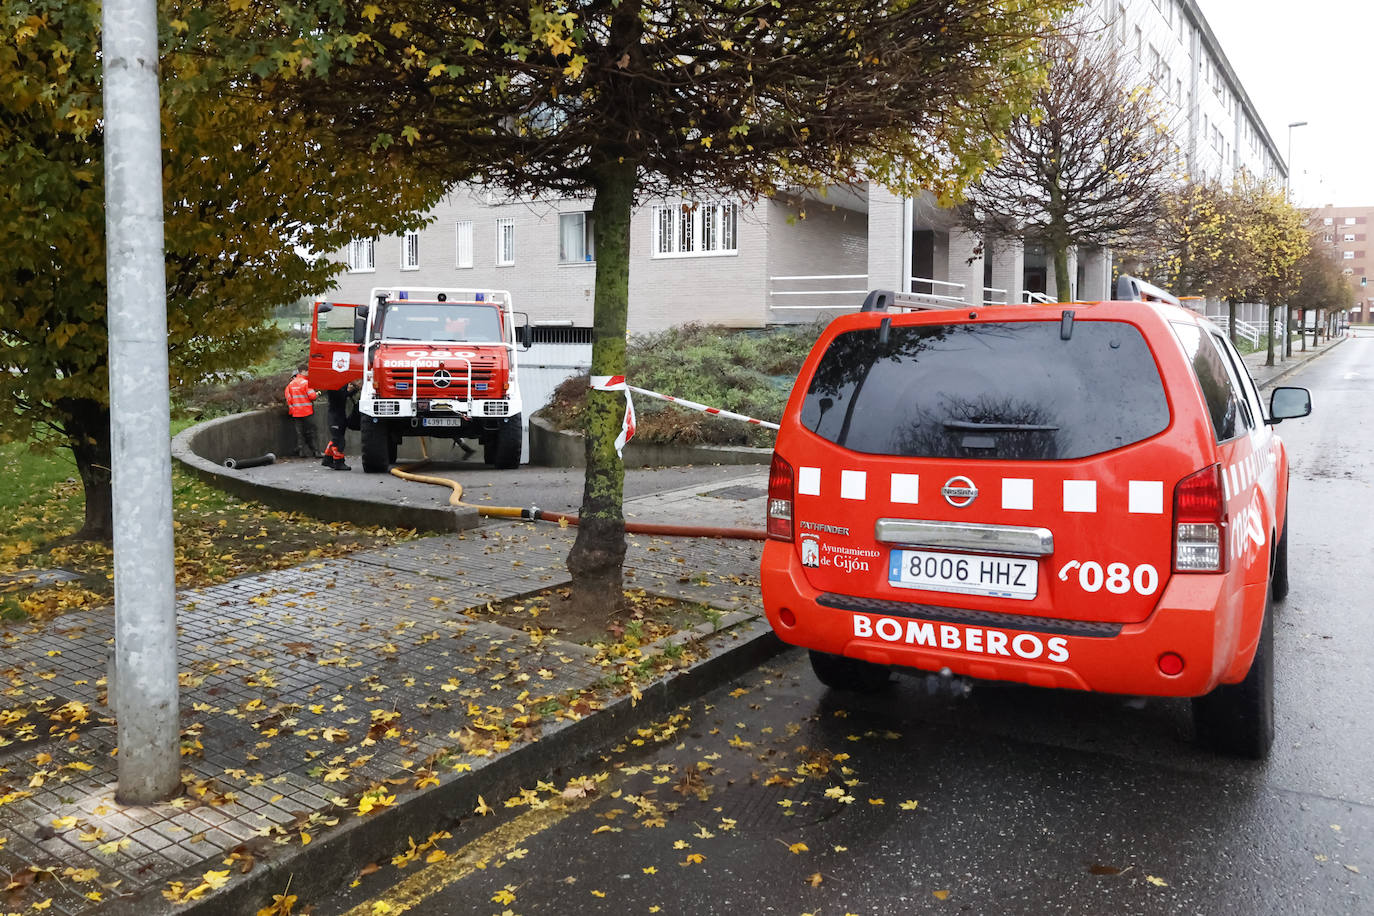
[[285, 374, 317, 417]]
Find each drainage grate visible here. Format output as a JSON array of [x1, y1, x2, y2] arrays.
[[705, 485, 768, 501], [0, 568, 83, 593]]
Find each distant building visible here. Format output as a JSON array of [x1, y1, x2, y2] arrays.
[[328, 0, 1286, 334], [1309, 205, 1372, 322]]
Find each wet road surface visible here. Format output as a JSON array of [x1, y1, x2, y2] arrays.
[[314, 340, 1373, 915]]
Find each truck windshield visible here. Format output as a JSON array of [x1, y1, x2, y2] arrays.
[[800, 320, 1170, 460], [377, 304, 503, 343]]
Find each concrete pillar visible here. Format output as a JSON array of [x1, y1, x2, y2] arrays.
[[1046, 248, 1078, 301], [866, 182, 905, 291], [1080, 247, 1112, 302], [986, 238, 1025, 306], [948, 229, 986, 306]]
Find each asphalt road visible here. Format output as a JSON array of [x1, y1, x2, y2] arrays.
[[314, 339, 1373, 916]]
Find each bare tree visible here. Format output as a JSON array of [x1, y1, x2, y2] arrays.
[[961, 30, 1179, 301]]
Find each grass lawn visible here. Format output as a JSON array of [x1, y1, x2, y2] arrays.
[[0, 433, 420, 623]]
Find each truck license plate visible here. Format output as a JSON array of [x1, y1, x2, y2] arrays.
[[422, 418, 463, 427], [888, 549, 1037, 600]]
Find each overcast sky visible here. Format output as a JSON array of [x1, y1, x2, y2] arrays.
[[1199, 0, 1370, 207]]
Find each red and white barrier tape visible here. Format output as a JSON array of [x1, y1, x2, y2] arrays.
[[589, 375, 780, 459], [589, 375, 637, 457], [626, 385, 780, 430]]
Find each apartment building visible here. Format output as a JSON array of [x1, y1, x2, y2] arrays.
[[1310, 205, 1373, 322], [328, 0, 1286, 333]]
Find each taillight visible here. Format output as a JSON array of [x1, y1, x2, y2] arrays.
[[767, 453, 794, 541], [1173, 464, 1228, 573]]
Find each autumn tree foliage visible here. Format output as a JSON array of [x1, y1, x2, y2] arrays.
[[251, 0, 1072, 610], [1290, 234, 1353, 350], [961, 30, 1179, 302], [0, 1, 442, 540]]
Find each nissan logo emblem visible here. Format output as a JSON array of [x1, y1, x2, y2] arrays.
[[431, 368, 452, 388], [942, 475, 978, 508]]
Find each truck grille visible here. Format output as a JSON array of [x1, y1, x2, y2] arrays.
[[481, 400, 511, 417]]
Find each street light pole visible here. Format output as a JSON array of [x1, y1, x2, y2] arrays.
[[102, 0, 181, 803], [1286, 120, 1308, 201]]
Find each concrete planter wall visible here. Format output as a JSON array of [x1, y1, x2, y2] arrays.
[[527, 413, 773, 468], [171, 409, 477, 532]]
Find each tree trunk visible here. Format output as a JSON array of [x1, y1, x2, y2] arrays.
[[56, 396, 114, 542], [1265, 303, 1277, 367], [566, 157, 637, 615], [1052, 242, 1072, 303], [1227, 299, 1237, 347], [1284, 305, 1294, 357], [1300, 308, 1308, 352]]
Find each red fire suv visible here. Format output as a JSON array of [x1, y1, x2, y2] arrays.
[[761, 278, 1312, 758]]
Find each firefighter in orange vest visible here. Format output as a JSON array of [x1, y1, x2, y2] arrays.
[[284, 367, 322, 458]]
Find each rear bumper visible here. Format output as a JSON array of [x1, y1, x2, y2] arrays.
[[761, 540, 1229, 697]]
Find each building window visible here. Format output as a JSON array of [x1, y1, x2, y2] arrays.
[[1344, 251, 1355, 260], [1345, 234, 1357, 243], [400, 231, 420, 270], [455, 220, 474, 269], [1362, 277, 1368, 287], [1324, 217, 1335, 225], [345, 238, 375, 272], [558, 212, 595, 264], [496, 218, 515, 266], [1346, 217, 1358, 225], [652, 201, 740, 258]]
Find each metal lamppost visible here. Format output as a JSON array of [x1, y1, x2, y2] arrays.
[[1286, 120, 1308, 201]]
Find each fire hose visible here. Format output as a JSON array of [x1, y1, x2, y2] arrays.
[[389, 463, 766, 541], [224, 453, 276, 470], [390, 380, 777, 540]]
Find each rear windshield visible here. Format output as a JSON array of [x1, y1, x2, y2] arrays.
[[800, 320, 1170, 460]]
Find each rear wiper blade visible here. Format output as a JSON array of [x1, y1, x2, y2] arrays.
[[942, 421, 1059, 432]]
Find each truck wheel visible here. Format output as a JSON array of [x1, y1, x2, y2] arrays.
[[1192, 588, 1274, 759], [482, 435, 497, 467], [808, 650, 891, 693], [1271, 515, 1290, 602], [361, 419, 391, 473], [493, 414, 522, 470]]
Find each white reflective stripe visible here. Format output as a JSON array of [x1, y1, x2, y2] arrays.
[[890, 474, 920, 504], [840, 470, 867, 501], [798, 466, 821, 496], [1063, 480, 1097, 513], [1002, 478, 1034, 511], [1128, 480, 1164, 514]]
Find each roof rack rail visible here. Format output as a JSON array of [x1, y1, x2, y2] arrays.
[[860, 289, 969, 313], [1114, 275, 1180, 308]]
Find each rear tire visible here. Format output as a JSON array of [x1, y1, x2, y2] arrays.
[[1192, 587, 1275, 759], [361, 419, 390, 474], [1271, 515, 1290, 602], [808, 650, 891, 693], [493, 414, 522, 470]]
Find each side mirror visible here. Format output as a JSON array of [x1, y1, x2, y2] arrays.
[[1268, 387, 1311, 424], [316, 302, 333, 314], [353, 305, 369, 346], [520, 323, 534, 350]]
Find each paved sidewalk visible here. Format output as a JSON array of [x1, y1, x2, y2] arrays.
[[0, 478, 768, 915]]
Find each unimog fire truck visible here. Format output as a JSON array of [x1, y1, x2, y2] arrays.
[[308, 288, 532, 472]]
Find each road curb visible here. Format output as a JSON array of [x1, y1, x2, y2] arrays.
[[102, 619, 785, 916], [1253, 337, 1346, 391]]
